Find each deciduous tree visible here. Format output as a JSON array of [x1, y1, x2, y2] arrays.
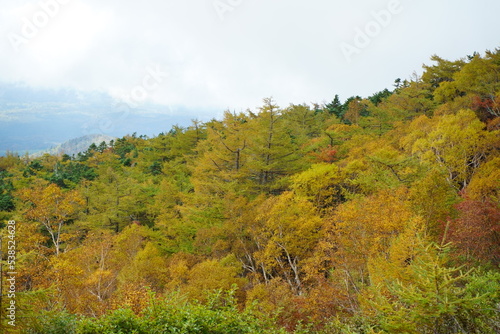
[[18, 180, 84, 255]]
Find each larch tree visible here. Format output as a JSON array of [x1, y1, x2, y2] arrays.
[[246, 98, 305, 193]]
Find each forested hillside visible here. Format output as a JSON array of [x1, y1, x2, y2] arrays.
[[1, 50, 500, 333]]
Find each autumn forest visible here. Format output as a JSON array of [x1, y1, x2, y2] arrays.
[[1, 49, 500, 333]]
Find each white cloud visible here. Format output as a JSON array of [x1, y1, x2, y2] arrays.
[[1, 0, 499, 115]]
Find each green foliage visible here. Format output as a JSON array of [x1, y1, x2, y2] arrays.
[[73, 290, 280, 334], [421, 54, 465, 88], [23, 159, 44, 176], [77, 308, 144, 334], [6, 48, 500, 333], [25, 310, 77, 334], [361, 242, 500, 333], [112, 137, 137, 166], [368, 89, 393, 106], [48, 161, 97, 188], [0, 170, 15, 211], [325, 94, 344, 118]]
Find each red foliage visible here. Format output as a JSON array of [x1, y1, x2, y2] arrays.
[[471, 95, 493, 110], [445, 198, 500, 265], [311, 145, 337, 163], [276, 282, 347, 332], [471, 94, 500, 121]]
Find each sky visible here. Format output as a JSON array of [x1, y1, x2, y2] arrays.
[[0, 0, 499, 118]]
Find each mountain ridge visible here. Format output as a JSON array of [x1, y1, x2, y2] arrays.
[[0, 82, 212, 155], [30, 134, 117, 158]]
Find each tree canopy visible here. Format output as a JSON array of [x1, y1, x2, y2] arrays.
[[1, 48, 500, 333]]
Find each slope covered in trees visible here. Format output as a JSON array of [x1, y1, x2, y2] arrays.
[[1, 49, 500, 333]]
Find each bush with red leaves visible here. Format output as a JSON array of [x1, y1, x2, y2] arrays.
[[445, 198, 500, 265]]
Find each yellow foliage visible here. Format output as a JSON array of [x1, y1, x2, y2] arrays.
[[184, 255, 246, 302], [110, 283, 152, 315], [165, 252, 198, 291], [467, 157, 500, 201], [367, 218, 425, 287], [117, 241, 169, 292], [253, 192, 324, 293], [327, 187, 424, 286], [408, 109, 494, 190], [17, 180, 85, 255], [47, 230, 118, 315], [292, 163, 347, 210], [246, 278, 294, 318], [409, 169, 458, 234]]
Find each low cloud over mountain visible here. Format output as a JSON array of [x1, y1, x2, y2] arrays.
[[0, 83, 211, 155]]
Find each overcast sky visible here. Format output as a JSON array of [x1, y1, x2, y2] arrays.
[[1, 0, 499, 117]]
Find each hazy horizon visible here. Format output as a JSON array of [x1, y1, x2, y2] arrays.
[[1, 0, 499, 154], [1, 0, 499, 113]]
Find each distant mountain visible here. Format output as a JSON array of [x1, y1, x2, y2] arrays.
[[0, 82, 217, 156], [31, 134, 117, 158]]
